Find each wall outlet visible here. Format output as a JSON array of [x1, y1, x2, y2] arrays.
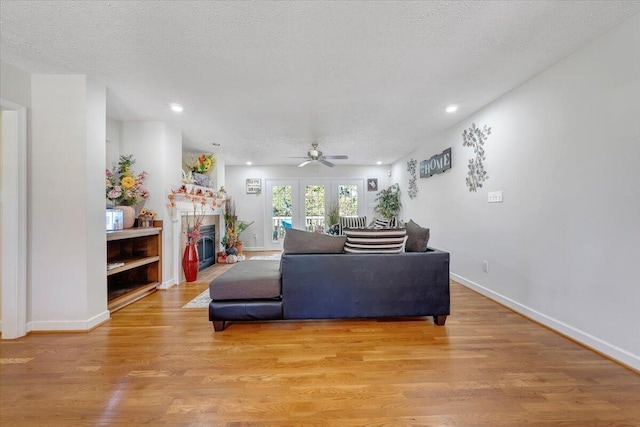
[[482, 260, 489, 273], [488, 191, 503, 203]]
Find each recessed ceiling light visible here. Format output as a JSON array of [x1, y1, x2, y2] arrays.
[[446, 104, 458, 113], [170, 103, 184, 113], [376, 161, 382, 165], [246, 161, 252, 165]]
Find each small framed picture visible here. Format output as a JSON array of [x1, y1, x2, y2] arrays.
[[246, 178, 261, 194], [367, 178, 378, 192]]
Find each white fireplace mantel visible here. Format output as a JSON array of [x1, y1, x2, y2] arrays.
[[163, 192, 226, 288]]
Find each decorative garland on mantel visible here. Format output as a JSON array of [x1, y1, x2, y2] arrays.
[[462, 123, 492, 192]]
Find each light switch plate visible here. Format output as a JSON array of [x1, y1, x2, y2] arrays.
[[488, 191, 503, 203]]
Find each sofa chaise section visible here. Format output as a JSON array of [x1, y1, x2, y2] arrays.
[[208, 260, 282, 331]]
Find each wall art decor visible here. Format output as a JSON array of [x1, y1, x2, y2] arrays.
[[462, 123, 491, 192], [246, 178, 262, 194], [406, 158, 418, 199], [367, 178, 378, 192], [420, 148, 452, 178]]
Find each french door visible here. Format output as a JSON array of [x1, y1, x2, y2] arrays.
[[265, 178, 364, 250], [266, 179, 298, 250]]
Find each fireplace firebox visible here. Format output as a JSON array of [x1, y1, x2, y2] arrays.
[[197, 225, 216, 270]]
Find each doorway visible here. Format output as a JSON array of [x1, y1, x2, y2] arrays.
[[264, 178, 364, 250]]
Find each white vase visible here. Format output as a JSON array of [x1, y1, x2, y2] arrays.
[[119, 206, 136, 229]]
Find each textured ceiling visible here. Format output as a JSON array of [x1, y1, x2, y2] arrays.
[[2, 1, 639, 166]]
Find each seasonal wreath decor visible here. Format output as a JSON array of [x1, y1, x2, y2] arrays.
[[462, 123, 492, 192], [106, 155, 149, 206]]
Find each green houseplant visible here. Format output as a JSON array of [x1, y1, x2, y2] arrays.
[[375, 183, 402, 220], [325, 203, 341, 235], [223, 198, 254, 256]]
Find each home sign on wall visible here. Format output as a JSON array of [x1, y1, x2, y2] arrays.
[[420, 148, 452, 178]]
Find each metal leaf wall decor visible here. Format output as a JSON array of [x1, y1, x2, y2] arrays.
[[406, 158, 418, 199], [462, 123, 492, 192]]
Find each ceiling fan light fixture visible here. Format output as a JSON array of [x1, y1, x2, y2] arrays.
[[295, 143, 347, 168]]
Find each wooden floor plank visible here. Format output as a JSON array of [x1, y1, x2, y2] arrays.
[[1, 252, 639, 426]]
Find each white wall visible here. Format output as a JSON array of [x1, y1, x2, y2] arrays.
[[225, 165, 392, 249], [0, 62, 31, 107], [85, 79, 108, 319], [105, 116, 121, 168], [393, 14, 640, 370], [30, 74, 109, 330], [121, 121, 182, 287]]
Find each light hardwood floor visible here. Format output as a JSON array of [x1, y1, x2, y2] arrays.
[[1, 252, 639, 426]]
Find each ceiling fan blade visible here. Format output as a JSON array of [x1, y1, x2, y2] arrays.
[[297, 160, 312, 167], [318, 159, 335, 168], [286, 156, 312, 159], [323, 155, 348, 160]]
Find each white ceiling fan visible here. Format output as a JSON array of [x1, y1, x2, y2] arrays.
[[290, 143, 348, 168]]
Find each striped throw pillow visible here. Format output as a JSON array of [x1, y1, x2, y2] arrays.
[[343, 228, 407, 254], [370, 217, 398, 228], [338, 216, 367, 235]]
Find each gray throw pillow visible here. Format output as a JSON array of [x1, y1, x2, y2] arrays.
[[283, 228, 347, 254], [405, 219, 430, 252]]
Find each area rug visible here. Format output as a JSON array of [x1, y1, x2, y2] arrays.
[[182, 288, 212, 308], [247, 254, 282, 260], [181, 255, 282, 308]]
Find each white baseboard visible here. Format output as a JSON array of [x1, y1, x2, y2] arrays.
[[243, 246, 265, 252], [27, 310, 111, 332], [451, 273, 640, 372], [158, 279, 176, 290]]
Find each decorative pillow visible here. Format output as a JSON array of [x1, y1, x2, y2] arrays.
[[338, 216, 367, 235], [405, 219, 430, 252], [283, 227, 346, 254], [343, 228, 407, 254], [369, 216, 399, 228]]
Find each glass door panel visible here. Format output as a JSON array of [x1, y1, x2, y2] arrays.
[[266, 180, 297, 250], [338, 184, 359, 217], [272, 184, 292, 242], [304, 184, 326, 232]]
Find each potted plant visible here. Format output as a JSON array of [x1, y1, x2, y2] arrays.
[[326, 203, 340, 235], [223, 198, 254, 257], [375, 183, 402, 220], [234, 220, 255, 256]]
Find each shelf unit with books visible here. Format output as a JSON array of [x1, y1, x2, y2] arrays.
[[106, 220, 162, 312]]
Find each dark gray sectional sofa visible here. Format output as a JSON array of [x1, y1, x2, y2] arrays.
[[208, 248, 450, 331]]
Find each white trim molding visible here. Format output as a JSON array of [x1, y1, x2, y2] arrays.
[[0, 100, 28, 339], [28, 310, 111, 332], [451, 273, 640, 372]]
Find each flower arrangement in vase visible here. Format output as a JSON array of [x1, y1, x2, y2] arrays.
[[106, 155, 149, 228], [138, 209, 157, 228], [184, 153, 216, 188], [106, 154, 149, 206]]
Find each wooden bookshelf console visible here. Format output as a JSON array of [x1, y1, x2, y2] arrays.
[[106, 220, 162, 312]]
